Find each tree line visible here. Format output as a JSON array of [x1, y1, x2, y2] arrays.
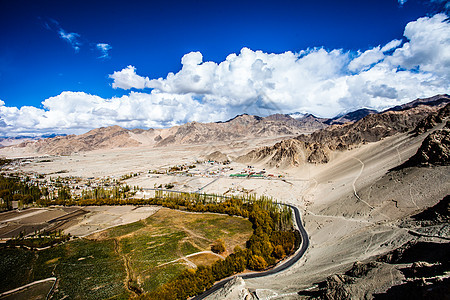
[[138, 192, 299, 300], [0, 175, 42, 210]]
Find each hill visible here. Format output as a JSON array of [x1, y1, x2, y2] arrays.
[[238, 95, 450, 168]]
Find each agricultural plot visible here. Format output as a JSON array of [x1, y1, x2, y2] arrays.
[[0, 279, 55, 300], [0, 239, 129, 299], [97, 208, 253, 294], [0, 207, 252, 298]]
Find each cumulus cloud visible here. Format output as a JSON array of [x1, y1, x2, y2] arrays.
[[0, 91, 227, 136], [109, 66, 151, 90], [387, 13, 450, 78], [348, 39, 402, 72], [96, 43, 112, 59], [2, 13, 450, 137]]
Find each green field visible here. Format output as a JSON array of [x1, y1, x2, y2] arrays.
[[0, 239, 129, 299], [0, 207, 252, 299]]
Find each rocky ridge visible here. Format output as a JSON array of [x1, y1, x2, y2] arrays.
[[405, 122, 450, 167], [2, 94, 449, 157], [206, 151, 229, 163], [324, 108, 378, 125], [4, 113, 329, 156], [412, 102, 450, 135], [154, 113, 327, 147], [238, 95, 450, 167], [15, 125, 141, 156]]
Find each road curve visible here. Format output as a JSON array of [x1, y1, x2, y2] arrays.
[[192, 203, 309, 300]]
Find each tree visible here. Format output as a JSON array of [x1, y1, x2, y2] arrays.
[[248, 255, 267, 270], [273, 244, 286, 259], [211, 239, 226, 254]]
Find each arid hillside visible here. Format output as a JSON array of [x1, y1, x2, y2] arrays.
[[238, 95, 450, 168]]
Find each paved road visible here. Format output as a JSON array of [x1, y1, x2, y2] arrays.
[[192, 203, 309, 299], [194, 177, 220, 193]]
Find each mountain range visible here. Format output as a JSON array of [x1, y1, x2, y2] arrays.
[[240, 95, 450, 167], [1, 95, 449, 158]]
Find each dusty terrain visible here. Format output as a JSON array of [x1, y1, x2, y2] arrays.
[[239, 128, 449, 299], [64, 206, 160, 237], [0, 206, 160, 240]]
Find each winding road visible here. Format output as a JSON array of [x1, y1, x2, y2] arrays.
[[192, 203, 309, 299]]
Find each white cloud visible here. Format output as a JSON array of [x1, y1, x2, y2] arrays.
[[387, 13, 450, 78], [58, 29, 81, 52], [109, 66, 151, 90], [348, 39, 402, 72], [0, 91, 228, 137], [43, 18, 112, 57], [398, 0, 408, 6], [380, 39, 402, 52], [1, 14, 449, 137], [96, 43, 112, 59]]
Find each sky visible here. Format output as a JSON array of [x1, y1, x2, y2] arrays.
[[0, 0, 449, 137]]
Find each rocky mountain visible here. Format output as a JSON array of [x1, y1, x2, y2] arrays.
[[4, 113, 329, 155], [400, 120, 450, 168], [325, 108, 378, 125], [16, 125, 141, 156], [154, 113, 327, 147], [385, 94, 450, 112], [236, 138, 330, 168], [239, 95, 450, 167], [206, 151, 229, 163], [0, 137, 32, 148], [412, 102, 450, 135]]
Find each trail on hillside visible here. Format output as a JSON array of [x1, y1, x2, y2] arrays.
[[113, 238, 142, 296]]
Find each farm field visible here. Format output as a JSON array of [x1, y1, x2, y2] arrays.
[[0, 207, 252, 298]]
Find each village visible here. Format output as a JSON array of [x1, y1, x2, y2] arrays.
[[1, 157, 288, 206]]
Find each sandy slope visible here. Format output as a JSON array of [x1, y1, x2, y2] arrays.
[[240, 130, 449, 298]]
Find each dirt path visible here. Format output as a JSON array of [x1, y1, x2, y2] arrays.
[[178, 224, 211, 242], [306, 211, 372, 224], [159, 250, 225, 269], [352, 158, 370, 208], [113, 239, 142, 296], [352, 157, 390, 220]]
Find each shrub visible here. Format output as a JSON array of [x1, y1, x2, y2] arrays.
[[211, 239, 225, 254], [273, 245, 286, 259]]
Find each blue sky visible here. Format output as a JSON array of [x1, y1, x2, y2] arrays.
[[0, 0, 449, 136]]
